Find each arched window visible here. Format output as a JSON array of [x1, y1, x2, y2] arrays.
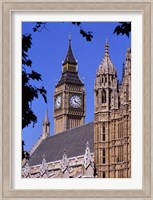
[[103, 122, 105, 134], [126, 84, 129, 101], [118, 146, 124, 162], [102, 149, 106, 164], [96, 91, 98, 105], [102, 89, 106, 103], [102, 122, 105, 141], [105, 76, 107, 82]]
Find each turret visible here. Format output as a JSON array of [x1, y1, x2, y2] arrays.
[[94, 37, 118, 111], [94, 37, 119, 178]]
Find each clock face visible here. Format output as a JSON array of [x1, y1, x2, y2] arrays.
[[55, 95, 62, 109], [69, 95, 82, 108]]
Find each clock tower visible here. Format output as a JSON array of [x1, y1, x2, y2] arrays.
[[54, 37, 85, 134]]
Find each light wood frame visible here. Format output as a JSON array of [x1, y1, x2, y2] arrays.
[[0, 0, 152, 199]]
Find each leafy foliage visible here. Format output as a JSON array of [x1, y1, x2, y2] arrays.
[[22, 21, 93, 132], [22, 141, 29, 160], [72, 22, 93, 41], [22, 22, 48, 160], [22, 22, 94, 160], [113, 22, 131, 37], [33, 22, 48, 32], [22, 23, 47, 130]]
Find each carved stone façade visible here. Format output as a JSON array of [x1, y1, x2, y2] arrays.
[[94, 39, 131, 178], [54, 38, 85, 134], [22, 37, 131, 178], [22, 141, 94, 178]]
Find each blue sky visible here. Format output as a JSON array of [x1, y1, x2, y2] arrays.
[[22, 22, 131, 151]]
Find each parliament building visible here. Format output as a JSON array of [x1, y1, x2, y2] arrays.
[[22, 37, 131, 178]]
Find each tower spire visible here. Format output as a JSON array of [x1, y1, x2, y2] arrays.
[[63, 35, 77, 66], [105, 35, 109, 57]]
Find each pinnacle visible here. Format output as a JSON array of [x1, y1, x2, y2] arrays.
[[104, 35, 109, 57], [44, 108, 49, 123], [63, 37, 77, 66]]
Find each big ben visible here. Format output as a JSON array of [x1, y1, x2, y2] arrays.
[[54, 37, 85, 134]]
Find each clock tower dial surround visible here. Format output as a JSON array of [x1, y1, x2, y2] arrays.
[[54, 38, 85, 135], [69, 94, 82, 108], [55, 94, 62, 110]]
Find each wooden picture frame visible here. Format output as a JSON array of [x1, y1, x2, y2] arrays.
[[1, 0, 152, 199]]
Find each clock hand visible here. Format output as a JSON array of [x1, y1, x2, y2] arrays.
[[74, 100, 80, 106], [74, 100, 79, 105]]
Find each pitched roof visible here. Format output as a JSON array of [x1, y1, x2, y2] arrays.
[[28, 122, 94, 166], [56, 71, 84, 87], [63, 39, 77, 66]]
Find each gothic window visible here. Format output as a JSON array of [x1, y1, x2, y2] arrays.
[[102, 89, 106, 103], [118, 123, 120, 138], [102, 172, 105, 178], [126, 84, 129, 101], [121, 123, 124, 137], [109, 90, 112, 105], [103, 148, 105, 156], [96, 91, 98, 105], [105, 76, 107, 82], [102, 148, 106, 164], [118, 146, 124, 162], [103, 122, 105, 133], [97, 126, 99, 142], [118, 96, 120, 108], [118, 121, 124, 138], [118, 122, 123, 138], [102, 123, 105, 141], [109, 75, 111, 86]]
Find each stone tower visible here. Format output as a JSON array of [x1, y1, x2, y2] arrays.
[[94, 38, 131, 178], [54, 37, 85, 134], [94, 38, 118, 178], [118, 48, 131, 178]]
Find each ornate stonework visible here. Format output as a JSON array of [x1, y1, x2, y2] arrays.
[[22, 142, 94, 178], [22, 38, 131, 179], [54, 38, 85, 134], [94, 39, 131, 178]]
